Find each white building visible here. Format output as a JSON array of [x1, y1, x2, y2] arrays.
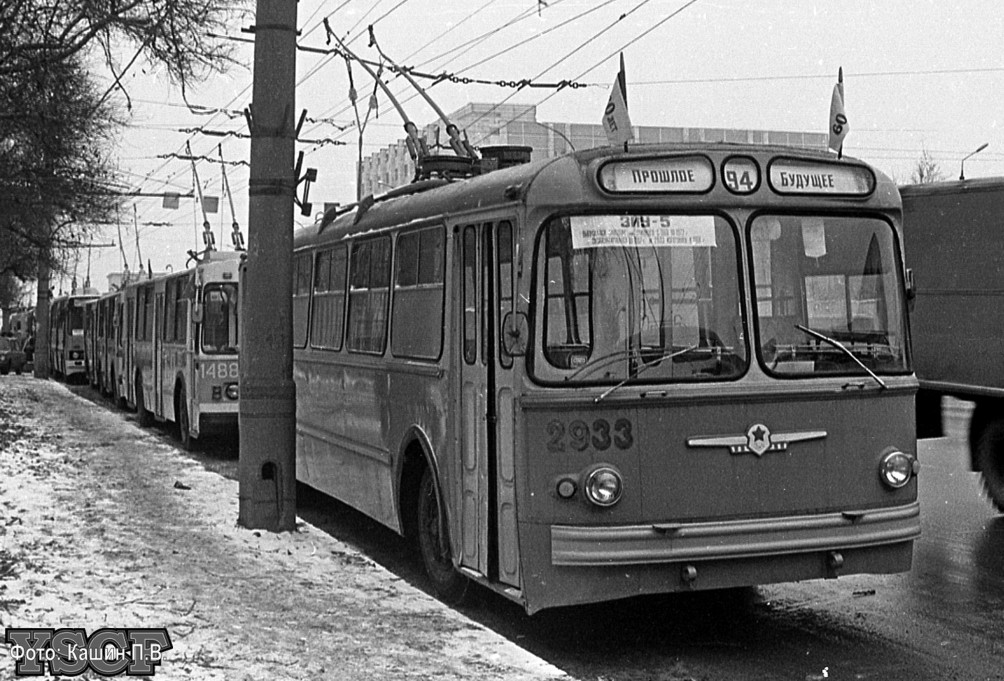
[[358, 102, 829, 196]]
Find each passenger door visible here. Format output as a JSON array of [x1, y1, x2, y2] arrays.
[[455, 221, 520, 588]]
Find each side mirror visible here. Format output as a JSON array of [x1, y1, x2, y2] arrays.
[[502, 311, 529, 356], [192, 303, 203, 324]]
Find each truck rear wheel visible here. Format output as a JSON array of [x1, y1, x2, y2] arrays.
[[974, 418, 1004, 513]]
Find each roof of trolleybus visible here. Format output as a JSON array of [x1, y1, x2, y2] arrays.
[[298, 142, 901, 247]]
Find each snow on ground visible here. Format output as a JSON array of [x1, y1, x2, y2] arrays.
[[0, 377, 569, 680]]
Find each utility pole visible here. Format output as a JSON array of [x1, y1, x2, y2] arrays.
[[239, 0, 297, 531]]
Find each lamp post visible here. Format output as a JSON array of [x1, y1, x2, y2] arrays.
[[959, 142, 989, 181]]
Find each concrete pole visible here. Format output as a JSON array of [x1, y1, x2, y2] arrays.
[[33, 260, 51, 380], [238, 0, 297, 531]]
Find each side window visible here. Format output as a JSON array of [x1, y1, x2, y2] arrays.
[[176, 274, 192, 343], [164, 279, 177, 342], [347, 237, 391, 354], [391, 226, 445, 360], [462, 226, 478, 365], [497, 221, 514, 369], [310, 246, 347, 350], [144, 286, 154, 341], [292, 253, 312, 348]]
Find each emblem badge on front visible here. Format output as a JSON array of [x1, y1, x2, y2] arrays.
[[686, 423, 827, 457], [746, 423, 771, 456]]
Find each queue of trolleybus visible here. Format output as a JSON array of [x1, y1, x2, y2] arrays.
[[54, 142, 920, 615]]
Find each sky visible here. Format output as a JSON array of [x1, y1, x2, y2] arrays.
[[50, 0, 1004, 298]]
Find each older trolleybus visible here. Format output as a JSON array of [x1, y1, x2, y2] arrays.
[[49, 291, 99, 380], [292, 143, 920, 613], [91, 251, 242, 447]]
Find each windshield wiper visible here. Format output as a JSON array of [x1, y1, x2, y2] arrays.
[[794, 324, 886, 389], [564, 348, 638, 381], [594, 344, 699, 403]]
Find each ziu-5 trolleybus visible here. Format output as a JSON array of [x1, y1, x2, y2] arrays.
[[291, 142, 920, 613], [86, 250, 241, 448]]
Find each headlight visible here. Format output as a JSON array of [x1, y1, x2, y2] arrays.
[[225, 383, 239, 400], [879, 450, 917, 489], [584, 466, 623, 507]]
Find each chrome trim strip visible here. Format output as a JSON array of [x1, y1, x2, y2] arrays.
[[551, 502, 920, 566]]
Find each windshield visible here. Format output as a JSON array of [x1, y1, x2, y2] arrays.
[[533, 214, 747, 384], [69, 304, 85, 333], [750, 214, 908, 377], [201, 283, 239, 354]]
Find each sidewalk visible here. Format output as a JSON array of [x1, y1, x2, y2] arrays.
[[0, 377, 570, 680]]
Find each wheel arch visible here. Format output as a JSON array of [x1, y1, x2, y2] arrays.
[[396, 426, 450, 544]]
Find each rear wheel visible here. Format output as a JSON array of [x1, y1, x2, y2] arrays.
[[417, 467, 468, 604], [113, 371, 126, 409], [135, 375, 153, 427], [975, 417, 1004, 513]]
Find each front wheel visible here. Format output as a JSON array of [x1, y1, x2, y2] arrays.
[[176, 385, 195, 451], [975, 418, 1004, 513], [416, 467, 468, 604], [135, 375, 153, 427]]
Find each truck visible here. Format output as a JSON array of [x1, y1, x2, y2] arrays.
[[900, 178, 1004, 512]]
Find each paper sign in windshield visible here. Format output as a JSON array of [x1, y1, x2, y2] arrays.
[[570, 215, 717, 249]]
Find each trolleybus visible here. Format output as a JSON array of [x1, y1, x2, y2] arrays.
[[291, 143, 920, 613], [89, 251, 242, 447], [49, 291, 98, 380]]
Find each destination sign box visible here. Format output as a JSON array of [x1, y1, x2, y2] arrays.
[[598, 156, 714, 193], [570, 214, 718, 249], [769, 159, 874, 196]]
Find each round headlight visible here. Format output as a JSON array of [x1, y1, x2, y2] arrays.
[[879, 450, 915, 489], [584, 466, 623, 507], [225, 383, 239, 400]]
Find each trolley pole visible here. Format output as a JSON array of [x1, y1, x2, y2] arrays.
[[238, 0, 297, 531]]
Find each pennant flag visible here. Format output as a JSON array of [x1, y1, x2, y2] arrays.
[[602, 53, 633, 148], [828, 67, 849, 156]]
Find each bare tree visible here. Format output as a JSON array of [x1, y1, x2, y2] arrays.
[[0, 0, 246, 376], [0, 0, 244, 100], [910, 146, 945, 184]]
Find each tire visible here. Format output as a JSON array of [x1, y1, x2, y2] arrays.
[[113, 371, 126, 409], [974, 418, 1004, 513], [176, 385, 195, 451], [416, 467, 468, 604], [136, 375, 153, 427]]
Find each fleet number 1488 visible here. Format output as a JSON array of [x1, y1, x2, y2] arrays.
[[200, 361, 239, 379]]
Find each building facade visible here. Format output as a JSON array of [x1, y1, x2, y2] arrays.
[[358, 102, 829, 197]]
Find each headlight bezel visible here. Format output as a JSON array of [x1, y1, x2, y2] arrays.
[[879, 449, 917, 489], [583, 465, 624, 507]]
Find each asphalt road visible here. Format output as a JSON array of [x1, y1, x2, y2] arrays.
[[72, 386, 1004, 680]]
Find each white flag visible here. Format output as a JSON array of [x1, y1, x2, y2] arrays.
[[828, 67, 848, 154], [602, 53, 633, 148]]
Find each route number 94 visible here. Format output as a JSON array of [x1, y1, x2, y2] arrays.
[[547, 418, 633, 452], [722, 157, 759, 194], [200, 361, 239, 379]]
